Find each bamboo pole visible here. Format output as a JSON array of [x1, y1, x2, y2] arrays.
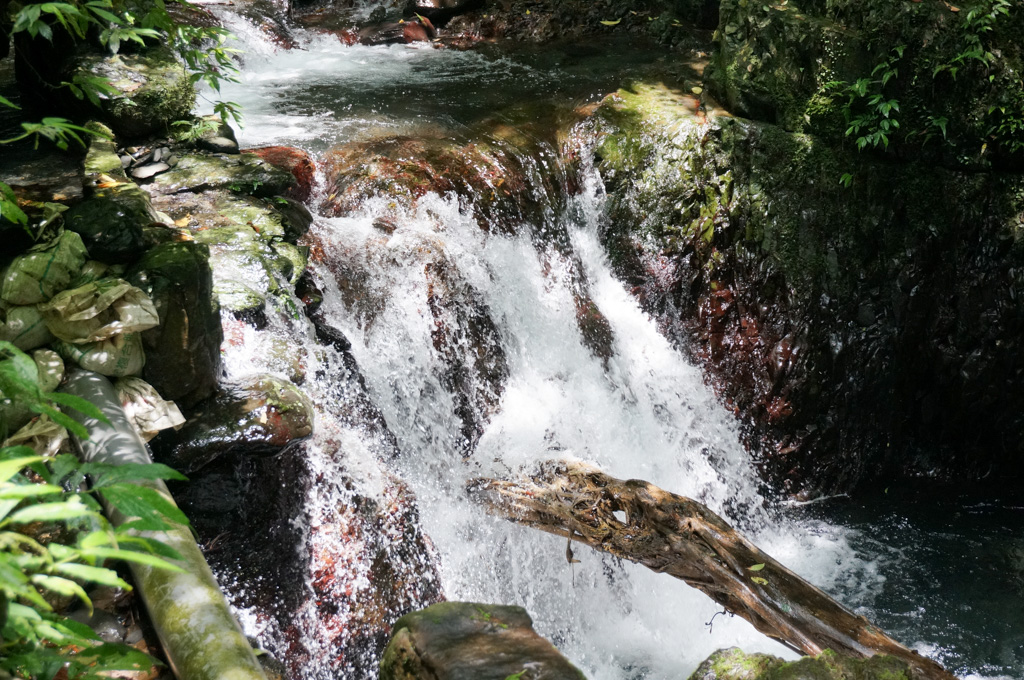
[[63, 369, 268, 680], [467, 460, 957, 680]]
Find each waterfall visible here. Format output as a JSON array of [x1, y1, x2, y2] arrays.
[[194, 22, 949, 680]]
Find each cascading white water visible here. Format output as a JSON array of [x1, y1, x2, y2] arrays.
[[198, 22, 939, 680]]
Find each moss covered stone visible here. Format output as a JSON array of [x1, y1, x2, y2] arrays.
[[380, 602, 587, 680], [688, 648, 912, 680], [74, 47, 196, 138], [147, 152, 296, 198]]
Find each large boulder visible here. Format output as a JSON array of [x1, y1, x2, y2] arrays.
[[127, 241, 222, 409], [380, 602, 587, 680], [593, 81, 1024, 497], [63, 182, 155, 264], [242, 146, 317, 202], [145, 151, 296, 198]]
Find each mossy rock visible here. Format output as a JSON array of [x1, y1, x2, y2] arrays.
[[147, 152, 295, 198], [127, 241, 222, 409], [64, 179, 158, 264], [380, 602, 587, 680], [592, 81, 1024, 495], [83, 122, 128, 181], [688, 648, 912, 680], [74, 47, 196, 138]]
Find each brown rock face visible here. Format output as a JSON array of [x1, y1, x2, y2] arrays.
[[243, 146, 318, 202]]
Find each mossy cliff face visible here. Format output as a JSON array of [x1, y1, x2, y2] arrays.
[[592, 82, 1024, 496]]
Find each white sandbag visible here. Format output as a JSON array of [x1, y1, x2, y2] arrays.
[[55, 332, 145, 377], [2, 415, 67, 457], [32, 349, 65, 393], [0, 231, 89, 305], [114, 376, 185, 442], [40, 278, 159, 344]]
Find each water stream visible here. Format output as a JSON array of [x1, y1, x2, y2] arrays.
[[201, 19, 1021, 680]]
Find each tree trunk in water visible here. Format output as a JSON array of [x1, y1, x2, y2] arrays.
[[467, 461, 957, 680]]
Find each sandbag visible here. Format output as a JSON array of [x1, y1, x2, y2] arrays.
[[0, 301, 55, 350], [114, 376, 185, 442], [71, 260, 115, 288], [0, 231, 89, 305], [40, 278, 159, 344], [32, 349, 65, 393], [56, 332, 145, 377], [2, 415, 67, 457]]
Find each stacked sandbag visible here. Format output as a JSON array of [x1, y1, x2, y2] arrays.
[[41, 277, 160, 377], [0, 231, 88, 351]]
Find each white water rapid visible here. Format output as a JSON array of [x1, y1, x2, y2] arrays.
[[202, 24, 925, 680]]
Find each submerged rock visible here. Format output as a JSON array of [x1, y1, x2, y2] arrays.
[[151, 374, 314, 472], [380, 601, 587, 680]]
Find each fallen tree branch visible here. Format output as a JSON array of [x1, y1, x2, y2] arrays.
[[467, 461, 957, 680]]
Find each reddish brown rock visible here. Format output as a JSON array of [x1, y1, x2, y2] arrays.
[[243, 146, 317, 202]]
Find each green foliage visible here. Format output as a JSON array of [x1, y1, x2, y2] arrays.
[[0, 342, 190, 680]]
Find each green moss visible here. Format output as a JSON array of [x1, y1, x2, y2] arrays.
[[76, 47, 197, 138]]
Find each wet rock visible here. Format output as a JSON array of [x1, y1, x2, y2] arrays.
[[687, 648, 911, 680], [150, 374, 314, 472], [67, 607, 127, 644], [424, 258, 508, 455], [215, 280, 268, 328], [64, 180, 156, 264], [358, 17, 436, 45], [146, 152, 296, 198], [318, 134, 549, 235], [127, 241, 222, 409], [72, 47, 196, 138], [380, 602, 587, 680], [242, 146, 317, 202]]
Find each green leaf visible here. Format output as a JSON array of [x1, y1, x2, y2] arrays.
[[0, 483, 64, 500], [747, 563, 765, 571], [86, 463, 187, 488], [751, 576, 768, 585], [82, 547, 185, 572], [53, 563, 132, 590], [8, 498, 95, 524], [100, 484, 190, 528], [0, 456, 44, 483], [30, 575, 92, 612], [600, 19, 621, 25]]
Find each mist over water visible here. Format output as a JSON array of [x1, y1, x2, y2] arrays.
[[204, 20, 1017, 680]]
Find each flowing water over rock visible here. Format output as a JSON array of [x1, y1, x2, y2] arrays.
[[197, 21, 1021, 680]]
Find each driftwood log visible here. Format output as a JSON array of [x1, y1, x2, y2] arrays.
[[467, 461, 957, 680]]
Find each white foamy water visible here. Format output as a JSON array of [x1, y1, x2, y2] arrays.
[[203, 24, 927, 680]]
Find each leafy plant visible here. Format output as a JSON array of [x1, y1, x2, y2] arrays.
[[0, 342, 190, 679]]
